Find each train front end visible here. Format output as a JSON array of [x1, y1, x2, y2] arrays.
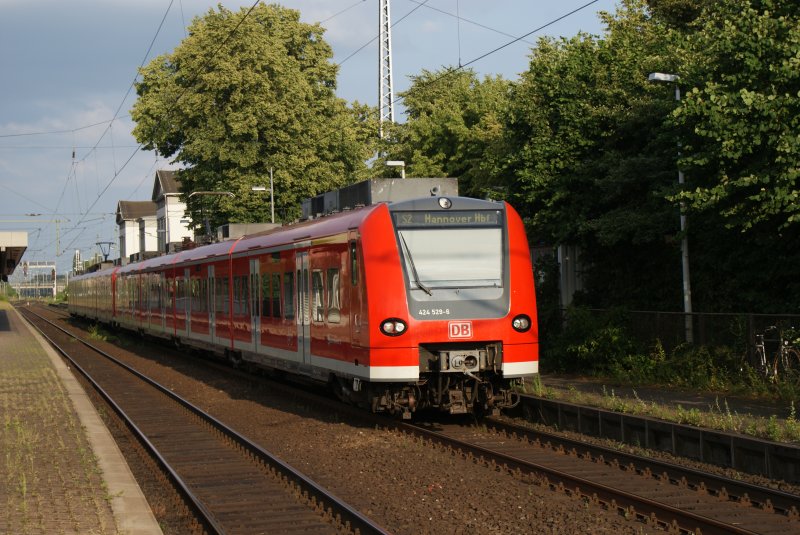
[[363, 196, 539, 417]]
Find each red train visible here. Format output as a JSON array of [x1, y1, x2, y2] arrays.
[[69, 195, 539, 417]]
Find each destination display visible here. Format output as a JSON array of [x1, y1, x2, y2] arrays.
[[393, 210, 501, 228]]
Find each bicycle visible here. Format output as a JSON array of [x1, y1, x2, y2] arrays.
[[753, 325, 800, 381]]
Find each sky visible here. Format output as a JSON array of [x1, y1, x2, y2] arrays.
[[0, 0, 617, 276]]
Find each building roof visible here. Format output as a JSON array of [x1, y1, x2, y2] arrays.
[[116, 200, 157, 225], [152, 169, 182, 202]]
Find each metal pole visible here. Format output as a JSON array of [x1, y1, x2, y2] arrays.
[[675, 84, 694, 344], [270, 168, 275, 224]]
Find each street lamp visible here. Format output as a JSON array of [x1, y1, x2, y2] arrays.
[[649, 71, 694, 344], [386, 160, 406, 179], [95, 241, 114, 262], [251, 168, 275, 223]]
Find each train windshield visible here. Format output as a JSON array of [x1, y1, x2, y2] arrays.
[[396, 225, 503, 290]]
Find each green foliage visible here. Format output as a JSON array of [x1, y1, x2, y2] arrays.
[[493, 0, 692, 310], [87, 324, 118, 345], [382, 0, 800, 314], [675, 405, 703, 426], [531, 252, 562, 355], [546, 307, 642, 374], [646, 0, 713, 27], [675, 0, 800, 231], [131, 4, 376, 227], [381, 68, 511, 197], [545, 307, 781, 394], [0, 283, 17, 300]]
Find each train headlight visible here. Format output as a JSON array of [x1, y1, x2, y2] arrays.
[[380, 318, 407, 336], [512, 314, 531, 333], [438, 197, 452, 209]]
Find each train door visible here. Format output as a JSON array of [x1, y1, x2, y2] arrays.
[[250, 258, 260, 350], [183, 268, 190, 334], [160, 272, 167, 333], [296, 252, 311, 365], [348, 235, 364, 344], [208, 264, 216, 344]]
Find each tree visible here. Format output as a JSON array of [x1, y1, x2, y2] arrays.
[[131, 4, 376, 228], [383, 69, 510, 198], [675, 0, 800, 231], [497, 0, 684, 308]]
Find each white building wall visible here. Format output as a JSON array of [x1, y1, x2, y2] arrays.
[[119, 220, 140, 264], [138, 216, 158, 256], [164, 195, 192, 250]]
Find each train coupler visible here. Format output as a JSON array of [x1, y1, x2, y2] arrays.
[[447, 390, 468, 414]]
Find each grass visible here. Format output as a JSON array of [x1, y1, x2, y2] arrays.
[[520, 376, 800, 444], [87, 323, 120, 345]]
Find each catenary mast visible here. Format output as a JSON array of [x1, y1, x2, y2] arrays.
[[378, 0, 394, 138]]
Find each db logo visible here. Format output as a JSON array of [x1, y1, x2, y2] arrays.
[[448, 321, 473, 339]]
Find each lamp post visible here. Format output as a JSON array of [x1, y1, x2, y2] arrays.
[[386, 160, 406, 179], [95, 241, 114, 262], [252, 168, 275, 223], [649, 72, 693, 344]]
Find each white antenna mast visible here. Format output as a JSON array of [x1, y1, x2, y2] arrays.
[[378, 0, 394, 138]]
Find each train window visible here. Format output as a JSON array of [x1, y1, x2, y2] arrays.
[[241, 275, 249, 316], [231, 277, 239, 314], [311, 270, 324, 323], [251, 273, 259, 317], [176, 278, 183, 312], [271, 273, 281, 317], [216, 277, 229, 314], [190, 279, 197, 313], [261, 274, 271, 318], [349, 241, 358, 286], [232, 277, 239, 314], [327, 268, 341, 323], [398, 227, 503, 290], [233, 276, 242, 315], [283, 271, 295, 319]]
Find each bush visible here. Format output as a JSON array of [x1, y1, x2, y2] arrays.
[[544, 306, 642, 374]]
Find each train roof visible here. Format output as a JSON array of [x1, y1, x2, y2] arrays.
[[114, 203, 385, 273], [70, 264, 118, 281], [72, 195, 507, 279]]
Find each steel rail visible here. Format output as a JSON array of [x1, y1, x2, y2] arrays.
[[20, 306, 389, 535], [484, 417, 800, 517], [36, 304, 793, 532], [399, 420, 759, 535]]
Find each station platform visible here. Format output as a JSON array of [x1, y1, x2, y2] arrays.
[[0, 300, 162, 534]]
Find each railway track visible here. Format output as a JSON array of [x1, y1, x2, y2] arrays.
[[19, 305, 387, 535], [397, 417, 799, 535], [34, 303, 800, 533]]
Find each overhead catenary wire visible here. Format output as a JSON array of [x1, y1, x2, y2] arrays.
[[17, 0, 603, 268], [11, 0, 182, 269], [60, 0, 264, 258], [389, 0, 601, 107], [320, 0, 367, 24], [337, 0, 431, 67], [405, 0, 537, 46], [75, 0, 178, 165]]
